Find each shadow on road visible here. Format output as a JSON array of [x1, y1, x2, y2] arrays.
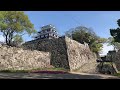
[[0, 72, 118, 79]]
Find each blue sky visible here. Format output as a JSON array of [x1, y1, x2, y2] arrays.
[[0, 11, 120, 55], [23, 11, 120, 41]]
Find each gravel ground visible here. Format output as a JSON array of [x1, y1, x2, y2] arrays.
[[0, 72, 119, 79]]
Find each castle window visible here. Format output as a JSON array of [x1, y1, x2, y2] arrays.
[[45, 34, 48, 37], [41, 35, 44, 38], [47, 29, 50, 32], [42, 30, 45, 33]]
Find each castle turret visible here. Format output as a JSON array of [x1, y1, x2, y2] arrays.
[[35, 24, 59, 39]]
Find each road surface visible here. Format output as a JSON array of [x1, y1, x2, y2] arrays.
[[0, 72, 119, 79]]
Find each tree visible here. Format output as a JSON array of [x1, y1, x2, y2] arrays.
[[110, 19, 120, 42], [12, 34, 23, 47], [0, 11, 36, 46], [65, 26, 107, 54], [107, 37, 120, 51]]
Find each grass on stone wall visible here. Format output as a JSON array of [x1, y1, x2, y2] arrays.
[[33, 67, 69, 71], [0, 69, 31, 73], [0, 67, 69, 73], [114, 71, 120, 77]]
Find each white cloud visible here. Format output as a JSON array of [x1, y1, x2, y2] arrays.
[[0, 35, 5, 42], [100, 43, 114, 56]]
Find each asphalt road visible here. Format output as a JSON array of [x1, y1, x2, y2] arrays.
[[0, 72, 119, 79]]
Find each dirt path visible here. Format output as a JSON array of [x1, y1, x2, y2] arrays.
[[0, 72, 119, 79]]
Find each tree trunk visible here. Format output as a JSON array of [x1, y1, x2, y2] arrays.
[[5, 35, 8, 44], [4, 33, 9, 45], [8, 31, 14, 46]]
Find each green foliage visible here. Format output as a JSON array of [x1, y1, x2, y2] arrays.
[[107, 37, 120, 50], [0, 68, 69, 73], [13, 34, 23, 43], [0, 11, 36, 46], [110, 19, 120, 42], [13, 34, 23, 45], [114, 71, 120, 77], [0, 70, 30, 73], [31, 67, 69, 71], [65, 26, 107, 53]]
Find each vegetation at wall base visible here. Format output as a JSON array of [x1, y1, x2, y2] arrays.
[[0, 68, 69, 74], [114, 71, 120, 77]]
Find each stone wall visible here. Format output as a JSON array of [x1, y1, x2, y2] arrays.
[[65, 37, 97, 72], [106, 51, 116, 62], [0, 44, 51, 70], [97, 63, 117, 74], [23, 36, 97, 72], [102, 50, 119, 73], [114, 50, 120, 71], [22, 37, 70, 70]]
